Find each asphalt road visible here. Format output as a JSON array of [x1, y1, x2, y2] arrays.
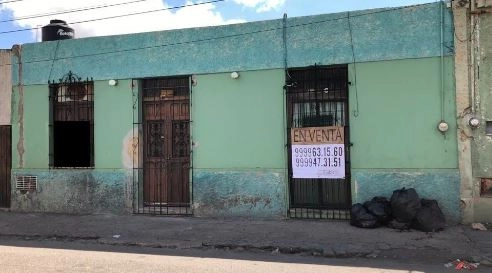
[[0, 238, 476, 273]]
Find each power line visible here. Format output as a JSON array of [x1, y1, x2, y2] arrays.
[[0, 0, 24, 4], [0, 2, 437, 67], [0, 0, 150, 24], [0, 0, 225, 35]]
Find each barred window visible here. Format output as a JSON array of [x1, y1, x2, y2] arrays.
[[49, 72, 94, 168]]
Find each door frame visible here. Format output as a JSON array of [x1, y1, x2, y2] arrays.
[[133, 76, 192, 215], [285, 65, 352, 219], [0, 125, 11, 208]]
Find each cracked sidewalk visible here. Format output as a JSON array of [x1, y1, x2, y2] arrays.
[[0, 212, 491, 265]]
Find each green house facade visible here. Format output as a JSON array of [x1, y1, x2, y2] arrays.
[[8, 2, 461, 222]]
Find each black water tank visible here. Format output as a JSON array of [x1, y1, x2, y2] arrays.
[[42, 20, 74, 42]]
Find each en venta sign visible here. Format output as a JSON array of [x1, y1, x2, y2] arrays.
[[291, 126, 345, 179]]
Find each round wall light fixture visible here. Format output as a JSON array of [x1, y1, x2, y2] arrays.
[[437, 121, 449, 133], [108, 79, 118, 86], [230, 72, 239, 79], [469, 117, 480, 128]]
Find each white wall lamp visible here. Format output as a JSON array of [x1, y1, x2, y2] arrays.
[[108, 79, 118, 86], [469, 117, 480, 128], [230, 71, 240, 79], [437, 121, 449, 133]]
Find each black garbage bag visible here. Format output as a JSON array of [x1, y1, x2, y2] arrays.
[[390, 187, 421, 223], [363, 197, 392, 224], [412, 199, 445, 232], [388, 219, 411, 230], [350, 203, 380, 228]]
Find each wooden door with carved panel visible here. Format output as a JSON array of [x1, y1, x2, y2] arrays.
[[142, 77, 190, 207]]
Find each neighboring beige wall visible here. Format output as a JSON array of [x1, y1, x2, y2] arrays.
[[471, 0, 492, 222], [453, 0, 474, 223], [0, 49, 12, 125], [454, 0, 492, 223]]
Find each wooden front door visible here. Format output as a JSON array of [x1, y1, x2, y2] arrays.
[[0, 125, 11, 208], [142, 77, 190, 207]]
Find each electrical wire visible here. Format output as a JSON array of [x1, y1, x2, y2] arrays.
[[47, 40, 60, 82], [0, 0, 23, 4], [347, 11, 359, 118], [0, 2, 436, 67], [0, 0, 226, 34], [454, 18, 477, 43], [0, 0, 151, 24]]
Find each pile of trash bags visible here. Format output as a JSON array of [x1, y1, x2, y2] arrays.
[[350, 187, 446, 232]]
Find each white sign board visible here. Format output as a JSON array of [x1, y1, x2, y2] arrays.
[[291, 127, 345, 179], [291, 144, 345, 178]]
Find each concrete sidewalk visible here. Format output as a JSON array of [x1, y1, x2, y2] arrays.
[[0, 212, 491, 265]]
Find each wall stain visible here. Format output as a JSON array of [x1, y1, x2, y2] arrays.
[[12, 45, 24, 168], [122, 127, 140, 169]]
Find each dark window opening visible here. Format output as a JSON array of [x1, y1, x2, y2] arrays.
[[486, 121, 492, 135], [481, 178, 492, 197], [49, 73, 94, 168], [53, 121, 91, 167]]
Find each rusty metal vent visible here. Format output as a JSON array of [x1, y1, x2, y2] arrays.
[[481, 178, 492, 197], [16, 176, 37, 191]]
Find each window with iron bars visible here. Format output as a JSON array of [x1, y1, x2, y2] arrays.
[[49, 76, 94, 168]]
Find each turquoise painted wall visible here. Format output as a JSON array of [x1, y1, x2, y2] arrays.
[[192, 70, 287, 217], [10, 169, 131, 214], [352, 170, 460, 223], [12, 3, 452, 86]]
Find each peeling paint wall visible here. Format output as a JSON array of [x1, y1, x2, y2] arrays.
[[472, 9, 492, 177], [454, 0, 492, 223], [10, 169, 131, 214], [12, 3, 453, 86], [470, 1, 492, 221], [453, 1, 476, 224], [193, 170, 286, 217], [0, 50, 11, 125], [353, 170, 460, 224]]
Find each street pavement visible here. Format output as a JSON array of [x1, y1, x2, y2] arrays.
[[0, 212, 491, 268]]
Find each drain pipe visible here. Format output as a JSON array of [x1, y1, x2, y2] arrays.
[[468, 0, 481, 128], [282, 13, 290, 217], [440, 0, 445, 122]]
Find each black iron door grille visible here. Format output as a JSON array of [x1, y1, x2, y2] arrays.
[[135, 76, 191, 215], [286, 65, 351, 220]]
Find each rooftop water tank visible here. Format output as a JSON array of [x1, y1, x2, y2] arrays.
[[42, 20, 74, 42]]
